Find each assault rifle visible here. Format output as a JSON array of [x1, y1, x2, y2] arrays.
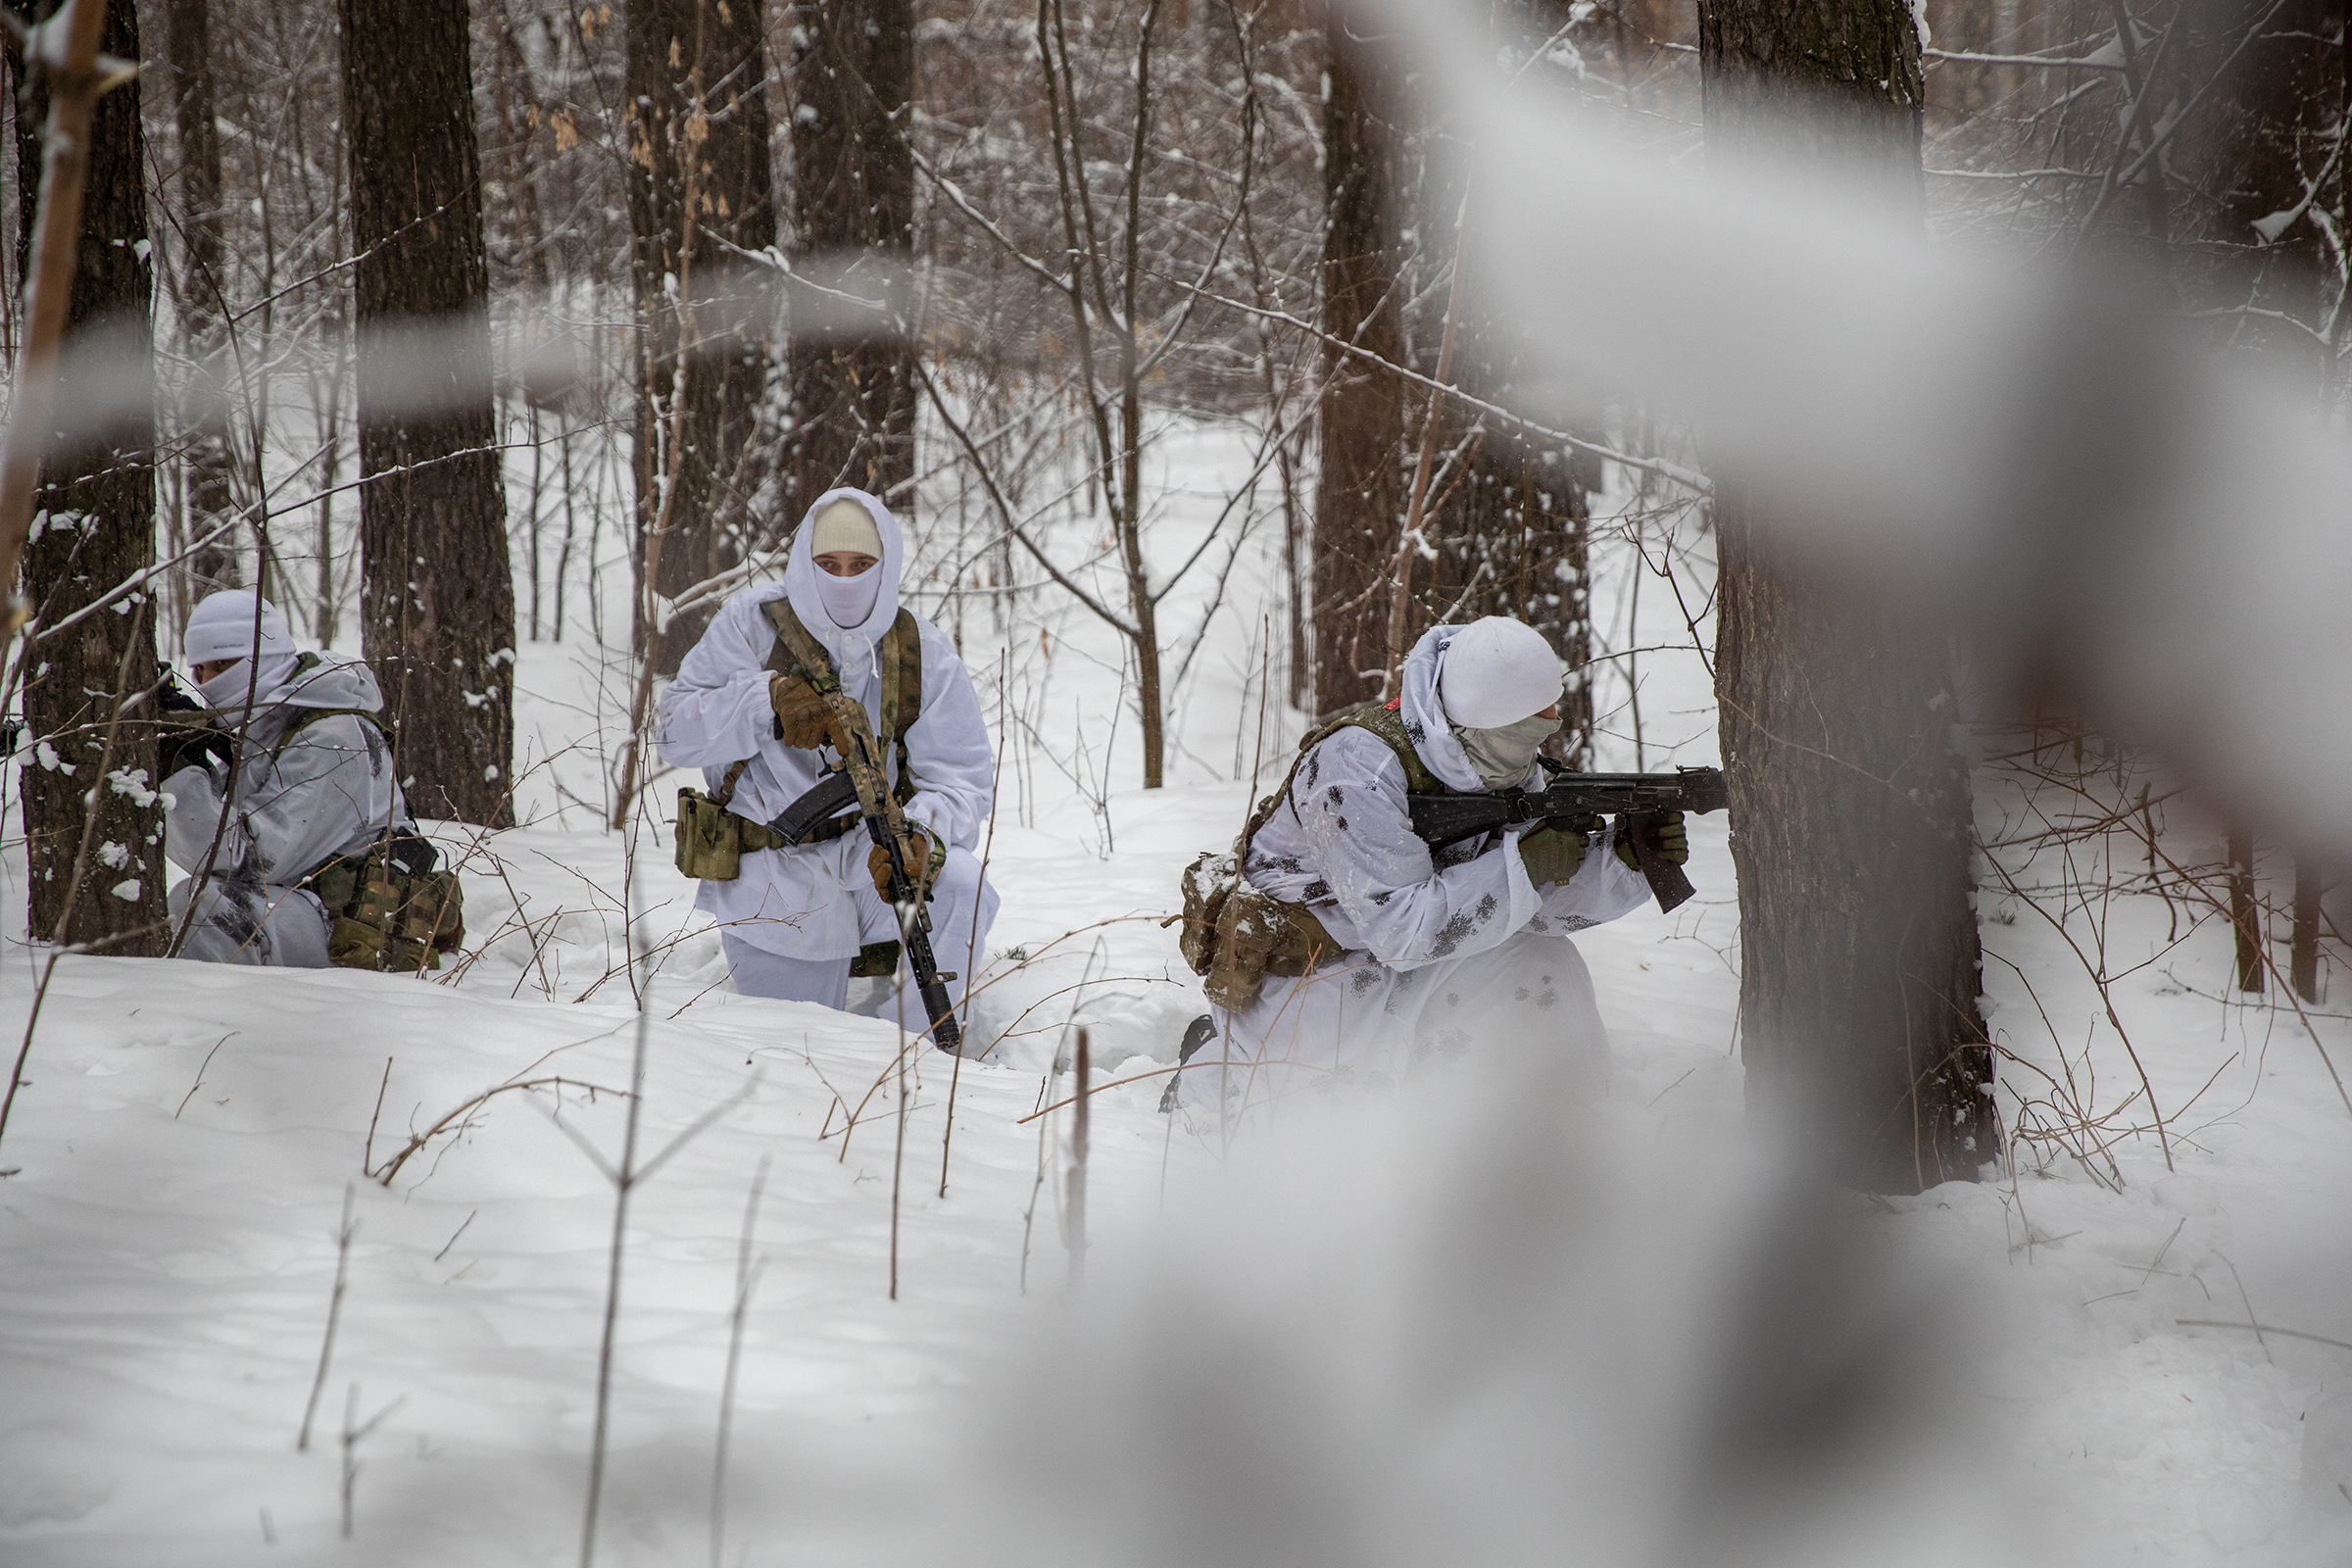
[[764, 621, 963, 1054], [1407, 764, 1728, 914]]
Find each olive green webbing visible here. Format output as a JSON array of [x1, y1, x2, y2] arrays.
[[757, 597, 922, 808], [1236, 701, 1446, 860]]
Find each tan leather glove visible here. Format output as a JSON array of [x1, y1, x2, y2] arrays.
[[868, 825, 945, 903], [769, 673, 837, 751]]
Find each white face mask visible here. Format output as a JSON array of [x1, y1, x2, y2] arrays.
[[196, 652, 296, 710], [814, 561, 882, 629], [1455, 710, 1559, 790]]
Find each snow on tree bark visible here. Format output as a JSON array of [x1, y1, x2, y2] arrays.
[[340, 0, 517, 827], [9, 0, 168, 953], [1698, 0, 1994, 1193]]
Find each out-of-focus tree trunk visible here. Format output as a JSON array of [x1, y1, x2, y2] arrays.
[[1312, 0, 1405, 718], [784, 0, 916, 517], [1699, 0, 1993, 1194], [340, 0, 516, 826], [2290, 856, 2322, 1004], [2229, 826, 2264, 994], [10, 0, 167, 951], [163, 0, 241, 616], [623, 0, 777, 672]]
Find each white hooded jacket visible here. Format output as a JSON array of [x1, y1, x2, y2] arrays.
[[164, 653, 410, 884], [1243, 622, 1648, 969], [655, 489, 997, 959]]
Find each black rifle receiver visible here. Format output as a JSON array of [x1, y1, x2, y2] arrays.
[[1406, 764, 1728, 914]]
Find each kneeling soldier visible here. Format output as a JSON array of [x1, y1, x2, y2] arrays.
[[1172, 615, 1687, 1107], [658, 488, 1000, 1031], [162, 590, 460, 970]]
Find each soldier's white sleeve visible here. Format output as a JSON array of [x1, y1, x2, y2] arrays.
[[1255, 728, 1542, 971], [1529, 821, 1653, 930], [164, 763, 229, 870], [657, 592, 774, 769], [897, 621, 995, 851]]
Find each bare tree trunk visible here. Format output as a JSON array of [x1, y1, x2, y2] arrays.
[[1699, 0, 1993, 1193], [9, 0, 167, 951], [162, 0, 241, 612], [1311, 0, 1405, 718], [2290, 856, 2322, 1004], [2229, 825, 2264, 994], [624, 0, 777, 672], [785, 0, 916, 514], [340, 0, 516, 827]]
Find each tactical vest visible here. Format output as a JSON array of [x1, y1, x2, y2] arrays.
[[1175, 699, 1455, 1009], [674, 598, 925, 875]]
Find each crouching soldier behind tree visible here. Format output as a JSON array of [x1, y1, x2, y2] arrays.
[[160, 590, 461, 970], [1169, 616, 1688, 1110], [657, 488, 1000, 1035]]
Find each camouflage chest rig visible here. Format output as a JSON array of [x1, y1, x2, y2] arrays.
[[1173, 699, 1453, 1011], [673, 596, 924, 880]]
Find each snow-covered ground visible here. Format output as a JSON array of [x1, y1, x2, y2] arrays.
[[5, 428, 2352, 1563]]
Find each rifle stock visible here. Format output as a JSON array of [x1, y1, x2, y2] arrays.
[[1406, 765, 1727, 914]]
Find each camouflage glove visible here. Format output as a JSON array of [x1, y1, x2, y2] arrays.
[[1614, 811, 1689, 871], [1519, 822, 1589, 888], [769, 673, 838, 751], [868, 824, 946, 904]]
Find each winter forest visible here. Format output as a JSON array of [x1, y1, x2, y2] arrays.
[[4, 0, 2352, 1560]]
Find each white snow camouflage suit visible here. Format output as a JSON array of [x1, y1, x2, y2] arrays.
[[655, 488, 1001, 1023], [1180, 622, 1650, 1109], [163, 653, 412, 966]]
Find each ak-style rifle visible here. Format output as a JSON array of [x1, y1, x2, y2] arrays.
[[763, 622, 963, 1053], [1406, 764, 1728, 914]]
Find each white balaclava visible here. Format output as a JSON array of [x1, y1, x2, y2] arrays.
[[1438, 616, 1566, 789], [808, 496, 885, 630], [184, 589, 299, 710]]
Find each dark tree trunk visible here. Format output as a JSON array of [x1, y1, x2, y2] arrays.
[[2229, 825, 2264, 994], [1312, 0, 1405, 718], [624, 0, 778, 672], [163, 0, 240, 608], [2290, 856, 2322, 1004], [340, 0, 516, 826], [10, 0, 166, 952], [784, 0, 916, 517], [1699, 0, 1993, 1193]]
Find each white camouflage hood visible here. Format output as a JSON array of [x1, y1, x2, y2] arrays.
[[1399, 624, 1494, 794], [270, 652, 386, 711], [780, 488, 904, 685]]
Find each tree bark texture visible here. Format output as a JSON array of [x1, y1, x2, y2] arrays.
[[624, 0, 778, 672], [10, 0, 167, 952], [784, 0, 916, 518], [163, 0, 241, 612], [340, 0, 516, 826], [1700, 0, 1992, 1193], [1312, 0, 1406, 718]]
